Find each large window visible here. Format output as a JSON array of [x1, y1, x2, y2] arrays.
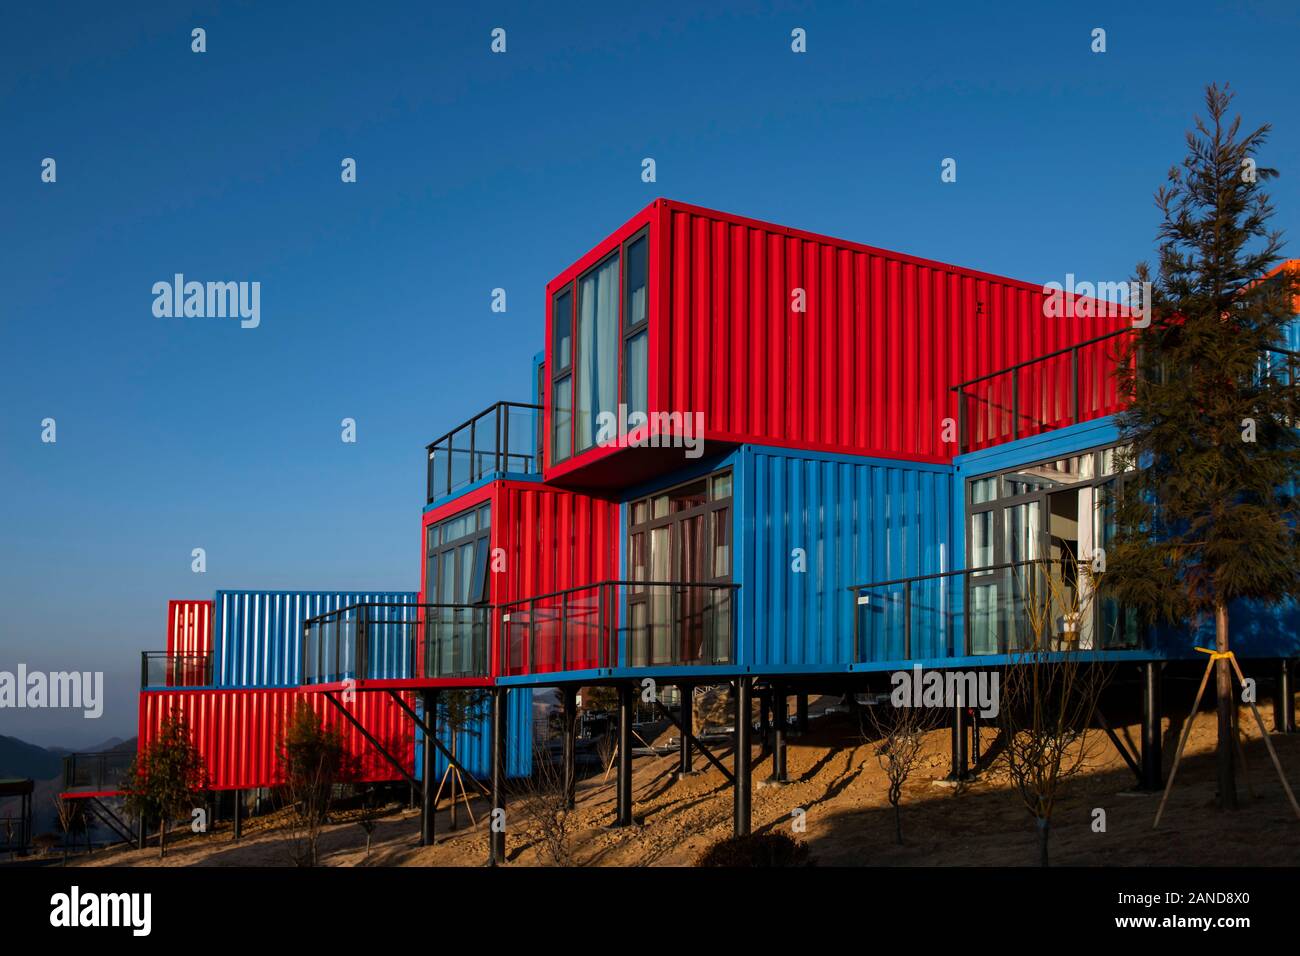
[[576, 254, 620, 453], [550, 227, 650, 463], [626, 471, 733, 666], [966, 445, 1138, 652], [425, 503, 491, 607], [623, 233, 649, 418], [423, 503, 491, 677]]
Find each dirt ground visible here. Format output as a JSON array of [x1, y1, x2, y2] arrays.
[[67, 697, 1300, 868]]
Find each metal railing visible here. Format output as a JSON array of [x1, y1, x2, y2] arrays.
[[426, 401, 542, 504], [499, 581, 739, 676], [847, 558, 1142, 663], [952, 329, 1130, 454], [140, 652, 213, 688], [62, 751, 134, 793], [301, 602, 490, 685], [953, 329, 1300, 454]]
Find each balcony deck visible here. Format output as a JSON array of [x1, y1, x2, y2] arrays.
[[426, 401, 541, 507]]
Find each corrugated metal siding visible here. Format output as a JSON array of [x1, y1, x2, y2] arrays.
[[495, 482, 621, 674], [137, 688, 413, 790], [413, 688, 533, 781], [736, 446, 955, 669], [660, 201, 1130, 462], [167, 600, 213, 657], [422, 482, 620, 677], [213, 590, 417, 688], [540, 200, 1132, 482]]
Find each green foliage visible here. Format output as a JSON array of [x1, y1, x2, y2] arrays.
[[277, 702, 358, 866], [694, 832, 811, 867], [1105, 83, 1300, 626], [123, 709, 207, 855], [278, 702, 357, 800]]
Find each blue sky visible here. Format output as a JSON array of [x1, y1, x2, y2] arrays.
[[2, 1, 1297, 746]]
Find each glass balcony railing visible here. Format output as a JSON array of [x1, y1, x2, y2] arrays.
[[499, 580, 739, 676], [140, 652, 213, 688], [953, 330, 1130, 454], [848, 558, 1142, 663], [300, 602, 490, 685], [62, 751, 134, 793], [954, 329, 1300, 454], [426, 401, 542, 504]]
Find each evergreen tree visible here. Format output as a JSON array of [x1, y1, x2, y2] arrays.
[[1105, 84, 1300, 810], [123, 710, 207, 857]]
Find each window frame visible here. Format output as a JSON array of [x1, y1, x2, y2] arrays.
[[549, 225, 652, 465], [621, 227, 651, 414], [424, 502, 493, 607], [626, 469, 734, 589]]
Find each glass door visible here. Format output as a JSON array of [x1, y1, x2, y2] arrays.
[[424, 504, 490, 676], [627, 472, 733, 666]]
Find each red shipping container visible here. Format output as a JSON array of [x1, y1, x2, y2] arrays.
[[542, 199, 1131, 483], [138, 688, 413, 791], [166, 599, 213, 657], [420, 480, 620, 676], [165, 599, 214, 686]]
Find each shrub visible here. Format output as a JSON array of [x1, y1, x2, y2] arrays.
[[694, 831, 811, 867]]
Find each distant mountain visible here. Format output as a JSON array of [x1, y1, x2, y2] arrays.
[[86, 737, 133, 754], [0, 735, 63, 780]]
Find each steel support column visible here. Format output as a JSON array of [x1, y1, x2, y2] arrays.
[[770, 681, 787, 783], [232, 789, 241, 842], [1276, 659, 1296, 734], [678, 684, 694, 777], [421, 689, 438, 846], [734, 677, 752, 836], [796, 693, 809, 734], [616, 683, 633, 826], [562, 686, 577, 809], [1141, 661, 1163, 790], [948, 702, 969, 781], [489, 686, 507, 864]]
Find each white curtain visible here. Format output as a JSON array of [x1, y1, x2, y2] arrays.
[[577, 257, 619, 451]]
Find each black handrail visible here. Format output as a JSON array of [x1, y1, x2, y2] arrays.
[[844, 558, 1057, 593], [300, 602, 490, 684], [950, 330, 1130, 392], [951, 327, 1300, 453], [62, 751, 134, 793], [498, 579, 741, 674], [425, 400, 542, 504], [848, 557, 1140, 661], [952, 329, 1131, 453]]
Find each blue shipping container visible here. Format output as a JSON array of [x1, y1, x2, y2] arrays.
[[734, 445, 956, 671], [213, 590, 418, 688], [413, 688, 534, 780]]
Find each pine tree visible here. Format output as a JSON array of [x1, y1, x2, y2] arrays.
[[1104, 84, 1300, 810]]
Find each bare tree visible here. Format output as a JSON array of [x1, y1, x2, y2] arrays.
[[53, 796, 87, 863], [277, 702, 358, 866], [515, 744, 576, 866], [863, 704, 943, 844], [354, 786, 382, 860], [997, 558, 1111, 866]]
